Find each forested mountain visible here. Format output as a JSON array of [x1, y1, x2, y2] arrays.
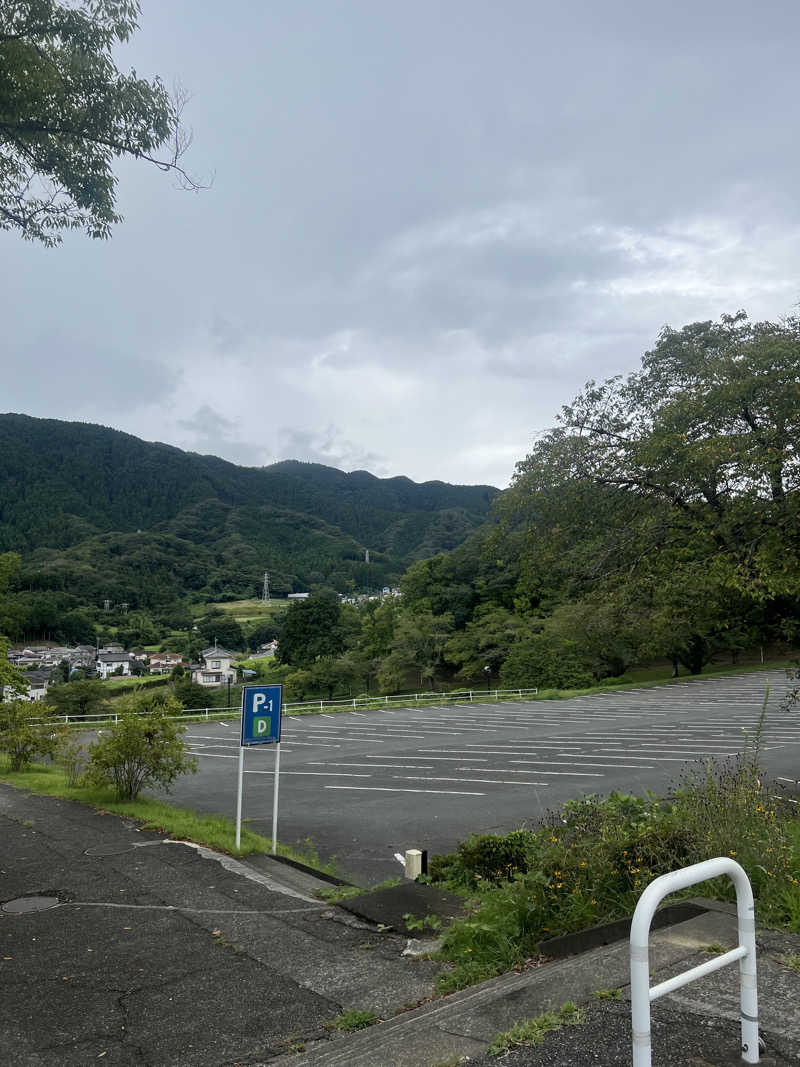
[[0, 415, 497, 611]]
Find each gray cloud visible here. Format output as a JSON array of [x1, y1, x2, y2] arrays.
[[276, 426, 388, 475], [2, 0, 800, 487]]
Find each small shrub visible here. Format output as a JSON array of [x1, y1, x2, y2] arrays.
[[0, 700, 66, 771], [432, 829, 535, 888], [57, 735, 86, 786], [87, 692, 197, 801]]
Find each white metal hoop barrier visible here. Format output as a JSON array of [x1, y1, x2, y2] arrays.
[[629, 857, 759, 1066]]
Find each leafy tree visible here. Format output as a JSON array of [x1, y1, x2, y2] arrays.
[[86, 691, 196, 800], [0, 0, 199, 245], [378, 611, 454, 691], [0, 636, 27, 700], [0, 699, 66, 770], [246, 618, 280, 649], [544, 597, 642, 680], [283, 668, 313, 703], [0, 552, 21, 593], [499, 634, 593, 690], [197, 614, 244, 651], [308, 655, 363, 700], [277, 592, 347, 668], [48, 678, 109, 719], [171, 677, 211, 710], [444, 605, 524, 681], [358, 599, 398, 660], [500, 312, 800, 670]]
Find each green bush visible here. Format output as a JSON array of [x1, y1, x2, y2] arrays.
[[430, 830, 535, 888], [0, 700, 66, 771], [87, 692, 197, 800]]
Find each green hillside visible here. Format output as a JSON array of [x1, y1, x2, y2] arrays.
[[0, 414, 498, 611]]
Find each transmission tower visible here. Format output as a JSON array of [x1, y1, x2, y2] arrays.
[[262, 571, 270, 603]]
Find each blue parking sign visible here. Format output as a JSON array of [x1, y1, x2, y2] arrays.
[[240, 685, 282, 746]]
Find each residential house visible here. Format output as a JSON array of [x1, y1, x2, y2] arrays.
[[191, 646, 239, 688], [97, 652, 135, 680], [25, 669, 56, 702], [149, 653, 186, 676]]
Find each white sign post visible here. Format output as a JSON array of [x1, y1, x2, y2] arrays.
[[235, 685, 283, 852]]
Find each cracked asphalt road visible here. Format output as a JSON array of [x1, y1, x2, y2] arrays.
[[0, 785, 438, 1065]]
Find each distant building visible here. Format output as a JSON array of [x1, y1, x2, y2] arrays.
[[25, 670, 55, 702], [148, 653, 186, 676], [97, 653, 135, 680], [191, 645, 238, 688], [288, 592, 310, 600]]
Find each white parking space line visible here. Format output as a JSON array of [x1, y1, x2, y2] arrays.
[[188, 743, 239, 751], [501, 760, 654, 769], [392, 775, 551, 786], [274, 740, 342, 748], [325, 785, 486, 796], [596, 746, 738, 755], [314, 762, 437, 769], [291, 734, 386, 743], [365, 755, 489, 762], [245, 770, 371, 778]]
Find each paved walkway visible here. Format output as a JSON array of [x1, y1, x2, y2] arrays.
[[0, 785, 437, 1065], [3, 782, 800, 1065]]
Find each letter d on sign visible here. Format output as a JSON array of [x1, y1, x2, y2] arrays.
[[257, 717, 269, 735]]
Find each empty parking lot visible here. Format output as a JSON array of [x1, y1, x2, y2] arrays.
[[164, 669, 800, 883]]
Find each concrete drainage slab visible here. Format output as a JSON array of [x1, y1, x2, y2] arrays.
[[2, 896, 61, 914]]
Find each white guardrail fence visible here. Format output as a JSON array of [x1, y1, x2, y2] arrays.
[[630, 857, 759, 1066], [43, 687, 540, 725]]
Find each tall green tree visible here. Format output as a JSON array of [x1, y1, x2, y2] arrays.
[[501, 312, 800, 669], [444, 606, 523, 681], [48, 678, 109, 719], [0, 0, 199, 245], [277, 592, 348, 668], [378, 611, 454, 691]]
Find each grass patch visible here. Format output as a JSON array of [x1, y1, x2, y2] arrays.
[[0, 755, 334, 869], [593, 987, 623, 1000], [317, 876, 401, 904], [698, 942, 728, 955], [487, 1002, 583, 1056], [325, 1009, 379, 1032], [779, 953, 800, 974]]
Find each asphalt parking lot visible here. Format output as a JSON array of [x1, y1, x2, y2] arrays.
[[163, 669, 800, 884]]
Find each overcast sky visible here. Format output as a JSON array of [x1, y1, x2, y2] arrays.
[[3, 0, 800, 488]]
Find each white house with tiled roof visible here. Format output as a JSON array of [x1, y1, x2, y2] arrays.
[[191, 645, 238, 688]]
